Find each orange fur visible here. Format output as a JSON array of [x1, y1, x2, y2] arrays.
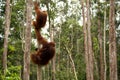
[[33, 1, 47, 30], [31, 41, 55, 66], [30, 31, 55, 66], [31, 22, 55, 66], [31, 2, 55, 66]]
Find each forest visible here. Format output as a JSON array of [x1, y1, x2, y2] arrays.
[[0, 0, 120, 80]]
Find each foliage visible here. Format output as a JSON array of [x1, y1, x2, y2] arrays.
[[0, 66, 21, 80]]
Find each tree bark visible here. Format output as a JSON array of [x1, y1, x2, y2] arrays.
[[81, 0, 94, 80], [81, 0, 89, 79], [103, 6, 107, 80], [3, 0, 11, 75], [35, 29, 43, 80], [86, 0, 94, 80], [98, 18, 104, 80], [23, 0, 32, 80], [37, 65, 42, 80], [109, 0, 118, 80], [50, 22, 56, 80]]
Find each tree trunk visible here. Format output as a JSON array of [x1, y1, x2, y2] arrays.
[[98, 18, 104, 80], [81, 0, 94, 80], [50, 22, 56, 80], [3, 0, 11, 75], [23, 0, 32, 80], [65, 45, 78, 80], [97, 1, 105, 79], [86, 0, 94, 79], [36, 28, 42, 80], [81, 0, 89, 79], [49, 19, 55, 80], [103, 6, 107, 80], [37, 65, 42, 80], [47, 2, 56, 79], [109, 0, 118, 80]]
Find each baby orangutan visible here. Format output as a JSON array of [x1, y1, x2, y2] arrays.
[[32, 1, 47, 30]]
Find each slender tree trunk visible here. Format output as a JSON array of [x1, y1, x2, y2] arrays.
[[81, 0, 89, 80], [97, 1, 105, 79], [82, 0, 94, 80], [51, 28, 56, 80], [49, 23, 56, 80], [47, 2, 56, 79], [109, 0, 118, 80], [103, 6, 107, 80], [23, 0, 32, 80], [98, 18, 104, 80], [3, 0, 11, 75], [86, 0, 94, 80], [37, 65, 42, 80], [65, 46, 78, 80], [36, 1, 42, 79], [57, 26, 61, 80], [36, 29, 42, 80]]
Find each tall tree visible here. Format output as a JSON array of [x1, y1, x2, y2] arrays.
[[109, 0, 118, 80], [23, 0, 32, 80], [81, 0, 94, 80], [86, 0, 94, 80], [3, 0, 11, 75], [98, 16, 104, 80], [50, 25, 56, 80], [97, 2, 104, 80], [46, 2, 56, 80], [103, 6, 107, 80], [81, 0, 89, 79]]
